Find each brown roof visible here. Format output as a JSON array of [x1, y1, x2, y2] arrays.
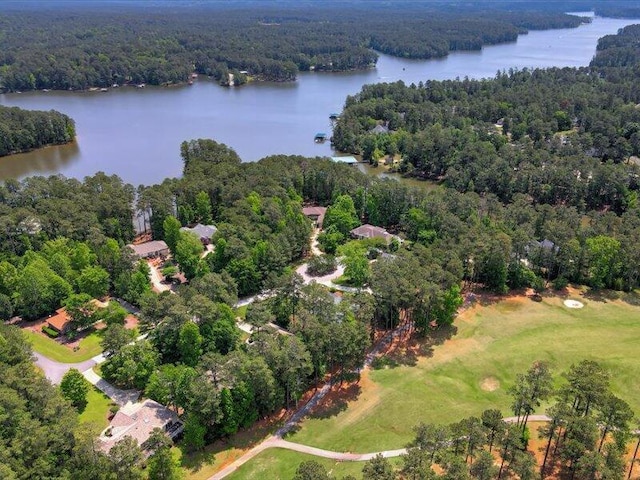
[[127, 240, 169, 257], [48, 308, 71, 332], [302, 206, 327, 226], [100, 399, 179, 452], [350, 224, 393, 241]]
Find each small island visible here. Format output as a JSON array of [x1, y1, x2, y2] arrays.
[[0, 105, 76, 157]]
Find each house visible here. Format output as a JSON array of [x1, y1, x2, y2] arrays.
[[330, 156, 358, 166], [127, 240, 170, 259], [180, 223, 217, 245], [350, 224, 394, 243], [302, 206, 327, 228], [99, 399, 183, 453], [47, 307, 72, 334], [526, 239, 559, 254], [46, 298, 109, 335], [369, 124, 389, 134]]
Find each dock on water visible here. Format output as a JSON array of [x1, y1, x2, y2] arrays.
[[314, 132, 328, 143]]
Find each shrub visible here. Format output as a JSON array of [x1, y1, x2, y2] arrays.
[[42, 326, 59, 338], [553, 276, 569, 290], [306, 255, 337, 277]]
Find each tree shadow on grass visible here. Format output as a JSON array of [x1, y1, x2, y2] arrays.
[[620, 290, 640, 307], [581, 288, 620, 304], [305, 382, 363, 421], [373, 325, 458, 368]]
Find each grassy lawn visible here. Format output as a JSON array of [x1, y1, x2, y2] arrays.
[[287, 291, 640, 453], [179, 417, 285, 480], [78, 386, 113, 429], [226, 448, 402, 480], [24, 329, 104, 363]]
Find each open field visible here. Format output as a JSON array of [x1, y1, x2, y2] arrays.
[[226, 448, 402, 480], [287, 290, 640, 453], [78, 386, 113, 429], [24, 329, 103, 362]]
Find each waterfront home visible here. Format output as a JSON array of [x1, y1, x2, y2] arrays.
[[330, 156, 358, 166]]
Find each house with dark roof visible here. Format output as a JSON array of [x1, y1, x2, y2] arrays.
[[302, 206, 327, 228], [180, 223, 217, 245], [127, 240, 170, 259], [350, 224, 394, 243]]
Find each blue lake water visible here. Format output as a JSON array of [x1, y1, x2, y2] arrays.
[[0, 13, 637, 185]]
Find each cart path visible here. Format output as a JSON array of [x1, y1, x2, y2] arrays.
[[208, 415, 553, 479]]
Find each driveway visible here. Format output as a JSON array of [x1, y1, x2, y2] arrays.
[[33, 352, 97, 384], [148, 261, 173, 293], [83, 368, 140, 406]]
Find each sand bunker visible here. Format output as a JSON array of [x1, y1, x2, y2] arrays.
[[480, 377, 500, 392], [564, 299, 584, 309]]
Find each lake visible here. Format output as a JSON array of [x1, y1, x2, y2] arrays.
[[0, 13, 637, 185]]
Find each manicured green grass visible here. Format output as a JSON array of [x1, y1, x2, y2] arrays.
[[288, 292, 640, 453], [78, 386, 113, 429], [226, 448, 402, 480], [24, 329, 103, 362]]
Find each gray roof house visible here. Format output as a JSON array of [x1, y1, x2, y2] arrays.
[[180, 223, 217, 245], [350, 224, 394, 243], [99, 399, 183, 453], [127, 240, 170, 259]]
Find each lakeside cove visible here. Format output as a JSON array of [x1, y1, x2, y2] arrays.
[[0, 13, 638, 185]]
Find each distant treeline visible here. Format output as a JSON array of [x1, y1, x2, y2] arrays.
[[0, 5, 585, 91], [0, 105, 75, 157]]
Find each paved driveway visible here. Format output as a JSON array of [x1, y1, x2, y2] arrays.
[[33, 352, 97, 384]]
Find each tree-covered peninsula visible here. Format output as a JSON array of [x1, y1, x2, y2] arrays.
[[331, 23, 640, 216], [0, 1, 586, 91], [0, 105, 75, 156]]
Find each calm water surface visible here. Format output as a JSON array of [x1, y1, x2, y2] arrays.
[[0, 14, 637, 185]]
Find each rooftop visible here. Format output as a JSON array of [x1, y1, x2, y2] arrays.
[[127, 240, 169, 257], [350, 224, 394, 242], [330, 156, 358, 164], [180, 223, 217, 240], [302, 206, 327, 227], [47, 307, 71, 332], [100, 399, 180, 453]]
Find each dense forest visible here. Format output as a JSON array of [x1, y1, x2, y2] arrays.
[[0, 105, 75, 157], [332, 23, 640, 218], [0, 3, 586, 91]]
